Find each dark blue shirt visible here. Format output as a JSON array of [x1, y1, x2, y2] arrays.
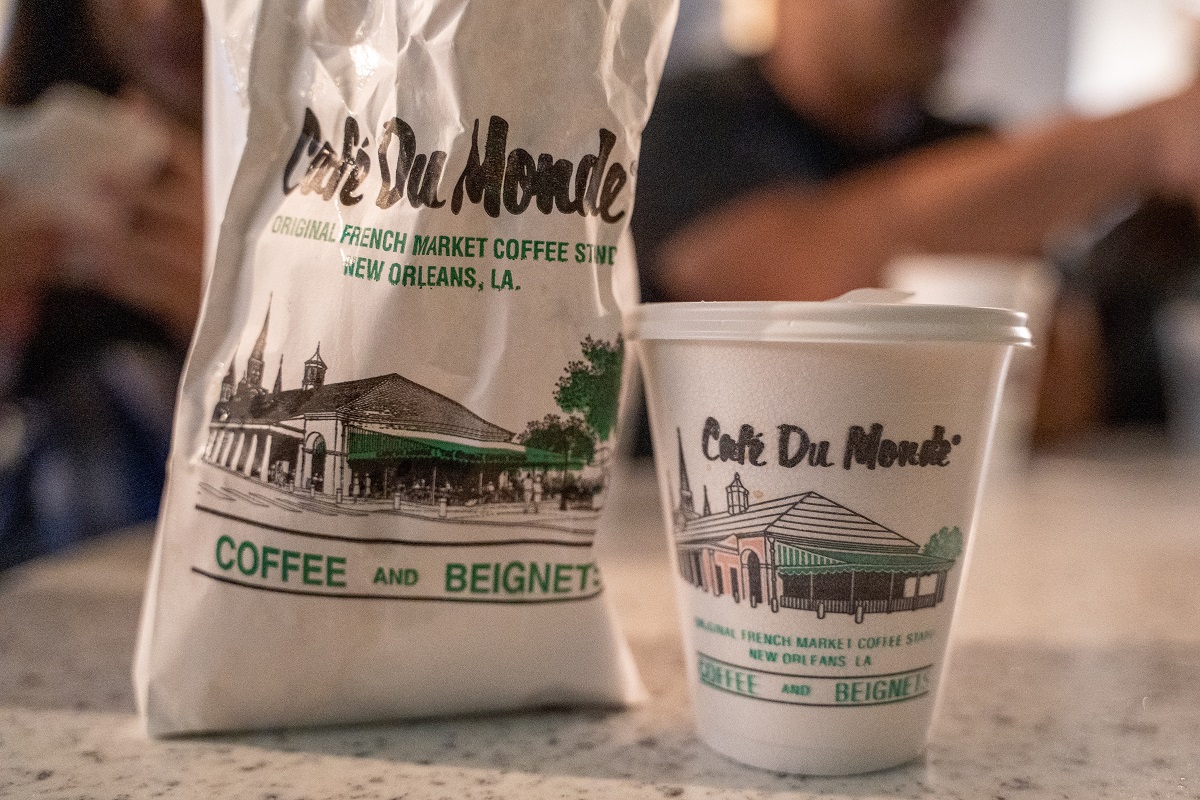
[[0, 290, 181, 570]]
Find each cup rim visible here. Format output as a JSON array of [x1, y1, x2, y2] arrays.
[[625, 301, 1032, 346]]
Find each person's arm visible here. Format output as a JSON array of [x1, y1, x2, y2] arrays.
[[657, 86, 1200, 301]]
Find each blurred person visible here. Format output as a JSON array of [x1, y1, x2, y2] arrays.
[[0, 0, 204, 569], [633, 0, 1200, 440]]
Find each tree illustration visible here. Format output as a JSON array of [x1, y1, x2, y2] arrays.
[[519, 414, 596, 510], [924, 526, 963, 561], [554, 336, 624, 443]]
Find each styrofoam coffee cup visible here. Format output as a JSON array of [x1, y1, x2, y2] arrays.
[[627, 297, 1030, 776]]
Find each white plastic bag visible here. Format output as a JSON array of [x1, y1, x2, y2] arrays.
[[134, 0, 677, 735]]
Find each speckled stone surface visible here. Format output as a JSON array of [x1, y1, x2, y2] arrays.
[[3, 454, 1199, 799]]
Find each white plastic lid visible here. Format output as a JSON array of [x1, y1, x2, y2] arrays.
[[625, 297, 1031, 346]]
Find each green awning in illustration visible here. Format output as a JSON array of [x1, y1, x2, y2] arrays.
[[775, 542, 953, 576], [347, 429, 584, 468]]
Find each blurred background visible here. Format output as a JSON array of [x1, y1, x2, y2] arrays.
[[671, 0, 1198, 123]]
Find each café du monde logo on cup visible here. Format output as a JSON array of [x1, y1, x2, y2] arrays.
[[669, 425, 963, 624]]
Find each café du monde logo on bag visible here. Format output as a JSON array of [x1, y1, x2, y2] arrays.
[[670, 428, 963, 624], [286, 109, 632, 222]]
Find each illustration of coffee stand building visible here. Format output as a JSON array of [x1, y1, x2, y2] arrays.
[[202, 304, 574, 505], [673, 434, 956, 622]]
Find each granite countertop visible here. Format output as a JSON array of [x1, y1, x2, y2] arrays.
[[2, 453, 1199, 799]]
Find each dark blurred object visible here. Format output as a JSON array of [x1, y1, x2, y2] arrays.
[[0, 290, 181, 570], [0, 0, 122, 105], [1075, 197, 1200, 427]]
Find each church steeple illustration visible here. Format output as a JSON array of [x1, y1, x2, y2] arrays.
[[238, 296, 271, 396], [272, 354, 283, 395], [702, 485, 711, 517], [302, 343, 327, 391], [220, 354, 237, 402], [677, 428, 697, 520]]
